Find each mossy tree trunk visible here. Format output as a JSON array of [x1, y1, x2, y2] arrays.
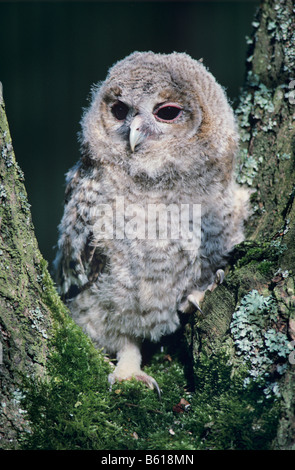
[[0, 0, 295, 450], [188, 0, 295, 450], [0, 83, 69, 449]]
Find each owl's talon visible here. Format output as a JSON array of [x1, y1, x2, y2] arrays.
[[108, 371, 161, 399], [178, 290, 206, 315], [207, 269, 225, 293], [179, 269, 225, 315], [134, 374, 161, 399], [187, 294, 205, 316], [214, 269, 225, 285]]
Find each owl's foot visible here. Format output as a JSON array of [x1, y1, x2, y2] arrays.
[[133, 373, 161, 398], [210, 269, 225, 291], [108, 342, 161, 398], [178, 269, 225, 315], [108, 369, 161, 398], [186, 292, 205, 315], [178, 289, 205, 315]]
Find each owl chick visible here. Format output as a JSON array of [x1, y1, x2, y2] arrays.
[[54, 51, 249, 394]]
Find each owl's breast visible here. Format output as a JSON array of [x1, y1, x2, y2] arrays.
[[137, 240, 189, 302]]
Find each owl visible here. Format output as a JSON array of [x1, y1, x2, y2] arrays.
[[54, 51, 249, 395]]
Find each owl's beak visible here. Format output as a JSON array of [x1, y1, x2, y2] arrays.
[[129, 115, 146, 152]]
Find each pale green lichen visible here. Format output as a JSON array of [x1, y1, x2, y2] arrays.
[[236, 149, 260, 186], [0, 183, 7, 204], [1, 140, 14, 168], [29, 306, 48, 339], [230, 290, 291, 399], [235, 73, 278, 186], [277, 152, 291, 161]]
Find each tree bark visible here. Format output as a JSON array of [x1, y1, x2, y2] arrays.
[[188, 0, 295, 450], [0, 83, 66, 448]]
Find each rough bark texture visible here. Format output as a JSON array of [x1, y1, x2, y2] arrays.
[[0, 83, 65, 449], [0, 83, 44, 447], [188, 0, 295, 450]]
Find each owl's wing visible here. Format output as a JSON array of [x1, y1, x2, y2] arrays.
[[54, 160, 108, 301], [55, 234, 108, 301]]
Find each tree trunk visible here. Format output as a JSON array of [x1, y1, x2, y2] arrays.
[[0, 83, 68, 448], [188, 0, 295, 450], [0, 0, 294, 450]]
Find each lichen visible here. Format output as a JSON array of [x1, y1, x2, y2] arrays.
[[236, 150, 259, 186], [235, 73, 280, 187], [230, 290, 291, 399]]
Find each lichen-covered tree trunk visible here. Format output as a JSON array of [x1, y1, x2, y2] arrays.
[[0, 83, 68, 449], [0, 89, 40, 446], [0, 83, 47, 447], [188, 0, 295, 450]]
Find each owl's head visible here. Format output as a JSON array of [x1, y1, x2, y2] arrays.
[[80, 52, 238, 182]]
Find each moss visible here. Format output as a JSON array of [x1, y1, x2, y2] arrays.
[[192, 352, 280, 450], [20, 333, 280, 450], [231, 241, 278, 267], [257, 260, 274, 275]]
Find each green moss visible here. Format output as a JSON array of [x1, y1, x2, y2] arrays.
[[229, 241, 279, 276], [20, 339, 280, 450], [192, 352, 280, 450], [256, 260, 274, 275]]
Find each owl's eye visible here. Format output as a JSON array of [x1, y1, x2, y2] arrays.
[[154, 104, 182, 122], [111, 101, 129, 121]]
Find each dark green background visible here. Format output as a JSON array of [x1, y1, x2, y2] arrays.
[[0, 1, 258, 268]]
